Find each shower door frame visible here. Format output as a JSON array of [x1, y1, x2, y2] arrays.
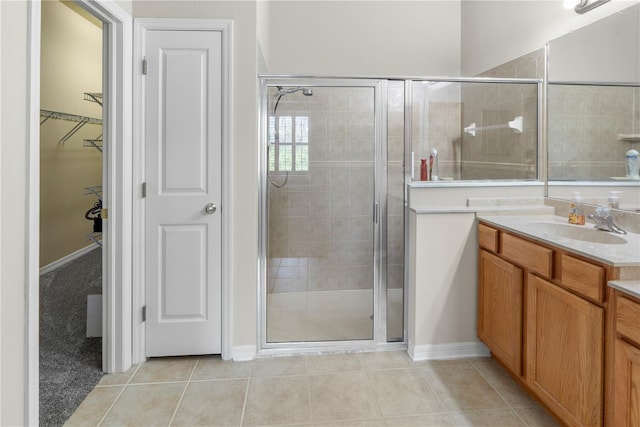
[[258, 76, 406, 354]]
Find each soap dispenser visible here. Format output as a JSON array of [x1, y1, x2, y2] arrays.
[[626, 149, 640, 178], [608, 191, 622, 209], [569, 192, 585, 225]]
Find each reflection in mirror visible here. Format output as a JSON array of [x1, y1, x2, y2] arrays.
[[546, 2, 640, 211], [548, 83, 640, 180]]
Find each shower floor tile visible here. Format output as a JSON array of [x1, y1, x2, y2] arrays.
[[266, 288, 403, 343]]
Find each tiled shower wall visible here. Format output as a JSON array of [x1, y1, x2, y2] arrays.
[[459, 81, 538, 179], [462, 49, 543, 180], [268, 87, 375, 293], [387, 82, 405, 292], [548, 85, 640, 180], [410, 83, 462, 180], [409, 50, 541, 182]]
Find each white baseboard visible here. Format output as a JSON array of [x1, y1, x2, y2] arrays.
[[408, 340, 490, 361], [39, 243, 100, 276], [232, 345, 257, 361]]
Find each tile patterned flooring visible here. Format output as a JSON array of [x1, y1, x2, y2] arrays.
[[66, 351, 559, 427]]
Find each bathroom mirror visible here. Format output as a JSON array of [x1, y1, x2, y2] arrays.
[[546, 3, 640, 211]]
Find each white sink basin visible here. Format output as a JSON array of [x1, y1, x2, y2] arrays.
[[525, 222, 627, 245]]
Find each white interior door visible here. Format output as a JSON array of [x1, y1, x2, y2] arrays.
[[144, 29, 222, 357]]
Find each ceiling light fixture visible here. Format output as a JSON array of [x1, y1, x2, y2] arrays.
[[568, 0, 612, 14], [563, 0, 581, 9]]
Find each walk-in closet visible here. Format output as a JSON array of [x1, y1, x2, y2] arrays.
[[39, 1, 104, 424]]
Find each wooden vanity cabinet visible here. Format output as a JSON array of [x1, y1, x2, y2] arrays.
[[478, 221, 612, 427], [477, 249, 523, 375], [527, 273, 604, 427], [609, 291, 640, 427]]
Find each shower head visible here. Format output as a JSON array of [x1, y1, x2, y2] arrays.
[[276, 86, 314, 97], [272, 86, 314, 115]]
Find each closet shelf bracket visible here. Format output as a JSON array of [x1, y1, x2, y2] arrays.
[[40, 109, 102, 144], [83, 92, 103, 106], [85, 232, 103, 247], [84, 185, 103, 199]]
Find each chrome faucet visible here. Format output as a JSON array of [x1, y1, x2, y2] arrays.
[[587, 205, 627, 234]]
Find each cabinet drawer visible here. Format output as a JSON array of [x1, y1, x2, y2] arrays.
[[478, 223, 499, 252], [617, 294, 640, 345], [560, 254, 605, 303], [501, 233, 553, 278]]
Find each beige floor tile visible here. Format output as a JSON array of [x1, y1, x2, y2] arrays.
[[456, 408, 527, 426], [64, 386, 123, 427], [514, 405, 560, 427], [410, 358, 477, 368], [382, 412, 473, 427], [243, 376, 311, 426], [98, 364, 140, 386], [420, 361, 508, 411], [358, 351, 412, 370], [315, 419, 385, 427], [306, 353, 362, 373], [171, 379, 247, 426], [368, 369, 444, 417], [471, 359, 538, 408], [251, 356, 307, 377], [308, 371, 380, 423], [130, 356, 198, 383], [100, 383, 186, 426], [191, 355, 252, 380]]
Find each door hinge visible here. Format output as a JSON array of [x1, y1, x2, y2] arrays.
[[142, 182, 147, 198], [102, 208, 108, 219], [142, 57, 148, 75], [142, 306, 146, 322]]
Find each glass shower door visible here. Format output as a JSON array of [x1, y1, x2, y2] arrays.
[[264, 83, 377, 343]]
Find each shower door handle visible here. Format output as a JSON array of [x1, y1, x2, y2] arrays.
[[204, 203, 217, 214], [373, 203, 379, 224]]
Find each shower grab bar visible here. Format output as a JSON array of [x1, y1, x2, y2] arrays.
[[463, 115, 523, 137]]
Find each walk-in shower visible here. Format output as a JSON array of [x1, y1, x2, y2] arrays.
[[259, 76, 540, 354], [259, 78, 406, 352]]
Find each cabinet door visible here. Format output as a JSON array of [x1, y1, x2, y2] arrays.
[[478, 249, 523, 375], [612, 338, 640, 427], [527, 274, 604, 427]]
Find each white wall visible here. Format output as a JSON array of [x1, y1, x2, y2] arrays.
[[264, 1, 461, 76], [0, 1, 28, 423], [407, 184, 548, 360], [461, 0, 638, 76], [115, 0, 132, 15], [256, 0, 270, 74]]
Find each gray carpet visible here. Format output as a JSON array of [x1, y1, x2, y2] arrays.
[[40, 247, 104, 426]]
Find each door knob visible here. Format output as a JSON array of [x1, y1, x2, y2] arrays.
[[204, 203, 217, 214]]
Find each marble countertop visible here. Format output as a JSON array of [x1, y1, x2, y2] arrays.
[[609, 280, 640, 300], [478, 214, 640, 267]]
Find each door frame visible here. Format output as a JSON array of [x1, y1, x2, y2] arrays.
[[133, 18, 234, 361], [26, 0, 132, 424]]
